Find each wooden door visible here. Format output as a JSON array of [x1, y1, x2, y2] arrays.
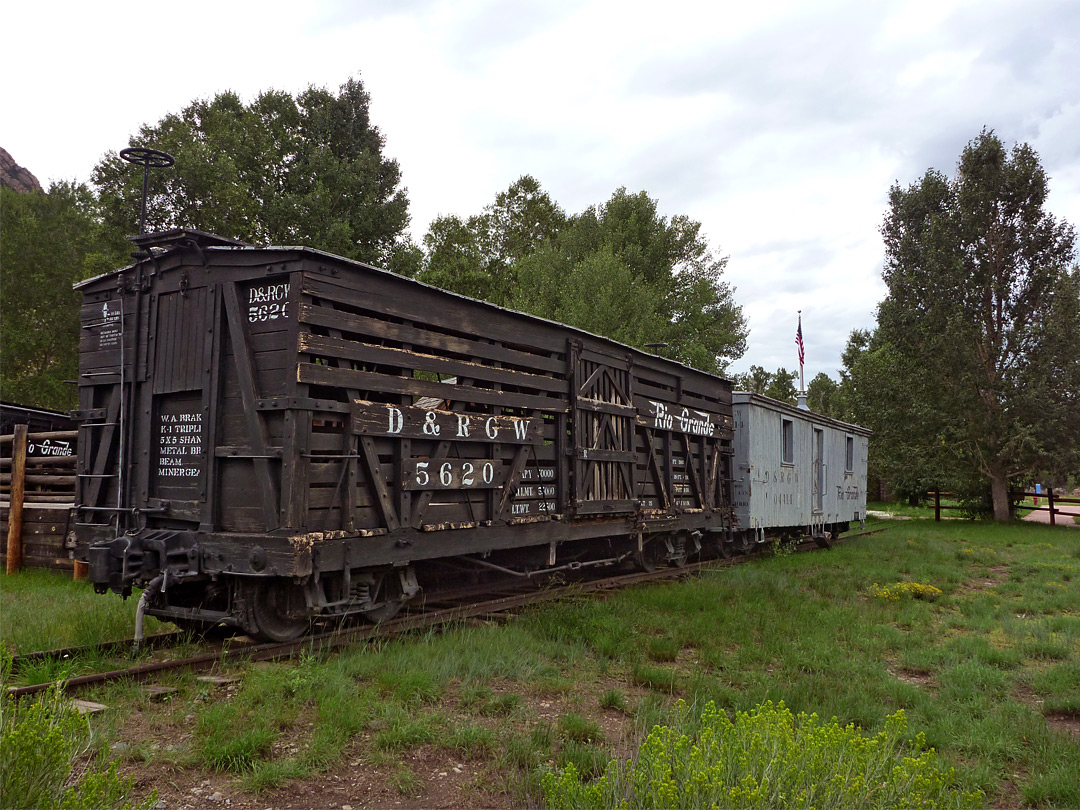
[[570, 340, 637, 515]]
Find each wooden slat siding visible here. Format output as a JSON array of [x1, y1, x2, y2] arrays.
[[298, 364, 567, 413], [298, 304, 566, 375], [631, 392, 732, 426], [0, 553, 73, 572], [681, 434, 705, 509], [78, 346, 137, 374], [298, 334, 568, 395], [301, 274, 574, 356], [222, 283, 280, 530], [152, 288, 208, 394], [643, 429, 670, 509]]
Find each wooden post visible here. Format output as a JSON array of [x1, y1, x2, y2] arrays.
[[934, 490, 941, 522], [5, 424, 28, 574], [1047, 488, 1056, 527], [73, 560, 89, 580]]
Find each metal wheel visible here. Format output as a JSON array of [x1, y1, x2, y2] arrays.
[[245, 579, 310, 642], [356, 567, 414, 624], [632, 540, 663, 572], [666, 534, 689, 567]]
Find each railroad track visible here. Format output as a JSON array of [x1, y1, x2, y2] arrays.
[[7, 528, 883, 699]]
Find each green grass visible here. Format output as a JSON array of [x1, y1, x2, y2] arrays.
[[6, 520, 1080, 807], [0, 568, 169, 654]]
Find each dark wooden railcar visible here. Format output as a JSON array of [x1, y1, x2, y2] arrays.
[[76, 230, 735, 639]]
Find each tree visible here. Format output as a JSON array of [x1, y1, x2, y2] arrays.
[[838, 328, 954, 503], [731, 366, 797, 404], [422, 175, 565, 303], [422, 181, 747, 375], [1, 183, 128, 409], [806, 372, 840, 417], [876, 129, 1080, 519], [92, 78, 413, 267]]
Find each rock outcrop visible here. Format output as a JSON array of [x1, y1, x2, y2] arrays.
[[1, 146, 43, 193]]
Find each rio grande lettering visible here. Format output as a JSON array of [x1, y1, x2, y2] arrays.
[[647, 402, 718, 436]]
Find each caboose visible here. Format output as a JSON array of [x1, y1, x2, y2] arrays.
[[730, 392, 869, 544]]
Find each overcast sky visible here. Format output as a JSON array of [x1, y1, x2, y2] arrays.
[[4, 0, 1078, 379]]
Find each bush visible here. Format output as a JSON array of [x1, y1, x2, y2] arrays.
[[870, 582, 943, 601], [540, 699, 983, 809], [0, 684, 154, 810]]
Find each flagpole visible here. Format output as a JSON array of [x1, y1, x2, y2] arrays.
[[797, 311, 804, 393]]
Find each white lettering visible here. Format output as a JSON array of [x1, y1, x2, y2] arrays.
[[388, 407, 403, 435], [423, 411, 441, 436], [485, 417, 499, 439]]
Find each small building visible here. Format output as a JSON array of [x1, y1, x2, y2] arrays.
[[731, 392, 869, 538]]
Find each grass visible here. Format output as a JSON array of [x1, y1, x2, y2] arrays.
[[5, 519, 1080, 807], [0, 568, 170, 655]]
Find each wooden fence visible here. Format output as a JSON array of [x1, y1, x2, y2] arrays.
[[928, 489, 1080, 525], [1, 426, 78, 573]]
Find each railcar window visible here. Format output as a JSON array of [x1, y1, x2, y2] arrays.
[[782, 418, 794, 465], [846, 435, 854, 473]]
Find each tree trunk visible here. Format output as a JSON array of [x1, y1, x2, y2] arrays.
[[990, 469, 1011, 522]]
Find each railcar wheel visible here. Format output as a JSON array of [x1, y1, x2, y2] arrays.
[[666, 534, 689, 568], [632, 540, 663, 572], [356, 567, 415, 624], [246, 580, 310, 642]]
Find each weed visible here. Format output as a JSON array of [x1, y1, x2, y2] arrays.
[[645, 635, 680, 662], [446, 724, 497, 759], [0, 685, 155, 809], [458, 682, 494, 709], [480, 692, 522, 716], [869, 581, 943, 601], [557, 712, 603, 744], [541, 699, 984, 809], [599, 689, 628, 712], [391, 766, 423, 797], [631, 661, 678, 692]]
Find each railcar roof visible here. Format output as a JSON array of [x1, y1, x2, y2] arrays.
[[732, 391, 871, 435], [75, 233, 734, 388]]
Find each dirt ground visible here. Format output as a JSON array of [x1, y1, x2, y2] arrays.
[[119, 677, 645, 810]]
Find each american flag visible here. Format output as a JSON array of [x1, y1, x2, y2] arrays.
[[796, 316, 805, 367]]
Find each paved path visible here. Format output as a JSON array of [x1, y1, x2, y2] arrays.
[[1022, 499, 1080, 527]]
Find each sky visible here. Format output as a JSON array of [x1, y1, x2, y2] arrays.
[[4, 0, 1078, 380]]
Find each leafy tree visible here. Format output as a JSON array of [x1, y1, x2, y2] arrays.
[[426, 181, 747, 374], [875, 130, 1080, 519], [731, 365, 797, 404], [838, 328, 954, 503], [422, 175, 565, 302], [0, 183, 128, 409], [806, 372, 840, 416], [763, 368, 798, 404], [92, 78, 413, 267]]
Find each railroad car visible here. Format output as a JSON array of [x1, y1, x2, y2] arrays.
[[75, 230, 739, 640], [730, 392, 869, 546]]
